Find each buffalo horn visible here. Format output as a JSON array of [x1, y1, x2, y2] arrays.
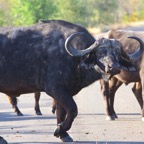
[[127, 36, 144, 61], [65, 32, 101, 57]]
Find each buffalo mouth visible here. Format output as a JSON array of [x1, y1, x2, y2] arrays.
[[95, 60, 121, 76], [101, 67, 121, 81]]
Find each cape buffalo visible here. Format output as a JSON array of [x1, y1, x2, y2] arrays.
[[0, 20, 140, 142], [100, 29, 144, 121]]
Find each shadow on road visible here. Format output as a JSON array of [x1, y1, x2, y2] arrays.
[[78, 113, 140, 116], [8, 141, 144, 144], [0, 112, 56, 122]]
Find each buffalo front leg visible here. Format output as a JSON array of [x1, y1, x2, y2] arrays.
[[34, 92, 42, 115], [7, 96, 23, 116], [100, 77, 122, 120], [108, 78, 123, 119], [103, 80, 112, 120], [54, 103, 68, 139], [100, 79, 113, 120], [52, 92, 78, 142]]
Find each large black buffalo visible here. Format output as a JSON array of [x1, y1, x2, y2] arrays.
[[0, 20, 141, 142], [100, 29, 144, 121]]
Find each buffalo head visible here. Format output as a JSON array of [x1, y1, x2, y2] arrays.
[[65, 32, 144, 76], [65, 32, 121, 76]]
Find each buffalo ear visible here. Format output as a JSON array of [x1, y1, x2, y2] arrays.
[[119, 58, 137, 72], [120, 48, 131, 62]]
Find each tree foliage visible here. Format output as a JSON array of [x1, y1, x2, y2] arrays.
[[10, 0, 57, 26], [118, 0, 141, 22], [96, 0, 118, 25], [0, 0, 144, 27]]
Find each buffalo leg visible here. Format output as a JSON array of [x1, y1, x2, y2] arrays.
[[132, 82, 143, 109], [142, 90, 144, 121], [108, 78, 122, 119], [51, 90, 77, 142], [100, 79, 113, 120], [103, 80, 112, 120], [34, 92, 42, 115], [7, 96, 23, 116], [54, 102, 68, 139], [139, 72, 144, 121], [100, 77, 122, 120], [52, 99, 56, 114]]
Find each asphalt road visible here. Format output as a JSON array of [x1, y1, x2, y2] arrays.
[[0, 82, 143, 144], [1, 24, 144, 144]]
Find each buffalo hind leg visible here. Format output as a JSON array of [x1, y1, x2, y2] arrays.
[[51, 90, 77, 142], [52, 99, 56, 114], [139, 72, 144, 121], [7, 96, 23, 116], [132, 82, 143, 109], [34, 92, 42, 115]]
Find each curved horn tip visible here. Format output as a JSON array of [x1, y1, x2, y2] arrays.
[[128, 36, 135, 39], [127, 36, 144, 61], [128, 36, 144, 41]]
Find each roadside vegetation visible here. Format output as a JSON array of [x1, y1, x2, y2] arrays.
[[0, 0, 144, 32]]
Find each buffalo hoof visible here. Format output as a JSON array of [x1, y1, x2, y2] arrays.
[[51, 107, 56, 114], [36, 111, 42, 115], [141, 117, 144, 121], [61, 135, 73, 142], [54, 124, 73, 142], [111, 114, 118, 119], [106, 115, 115, 121], [17, 112, 23, 116], [0, 136, 8, 144]]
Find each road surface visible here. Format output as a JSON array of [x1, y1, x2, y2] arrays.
[[0, 82, 143, 144], [1, 23, 144, 144]]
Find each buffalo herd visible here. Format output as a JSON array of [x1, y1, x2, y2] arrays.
[[0, 20, 144, 142]]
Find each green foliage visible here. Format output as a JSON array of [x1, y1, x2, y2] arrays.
[[0, 9, 6, 26], [0, 0, 144, 27], [0, 0, 12, 26], [118, 0, 141, 23], [138, 0, 144, 21], [10, 0, 57, 26], [122, 12, 139, 22], [53, 0, 93, 26], [96, 0, 118, 25]]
